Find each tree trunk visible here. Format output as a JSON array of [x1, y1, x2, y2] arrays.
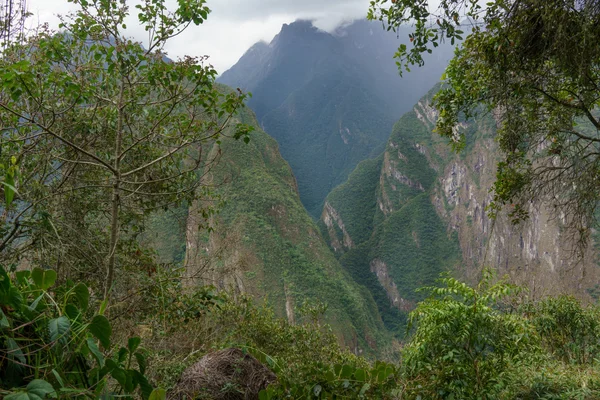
[[104, 81, 125, 301]]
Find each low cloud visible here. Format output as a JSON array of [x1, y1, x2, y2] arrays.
[[27, 0, 372, 73]]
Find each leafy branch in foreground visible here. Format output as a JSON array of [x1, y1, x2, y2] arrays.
[[0, 265, 165, 399], [0, 0, 253, 299], [369, 0, 600, 250]]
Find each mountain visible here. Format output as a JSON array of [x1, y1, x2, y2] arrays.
[[218, 19, 454, 217], [170, 96, 391, 353], [320, 86, 600, 335]]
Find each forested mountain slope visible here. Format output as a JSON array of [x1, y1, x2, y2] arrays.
[[218, 19, 453, 217], [321, 86, 600, 336], [173, 101, 391, 353]]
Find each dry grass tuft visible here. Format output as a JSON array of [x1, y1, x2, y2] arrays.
[[169, 348, 277, 400]]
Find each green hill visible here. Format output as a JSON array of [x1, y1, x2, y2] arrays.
[[174, 103, 392, 354]]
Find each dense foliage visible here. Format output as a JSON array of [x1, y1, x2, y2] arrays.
[[0, 265, 164, 399], [179, 104, 391, 353], [1, 1, 600, 399], [0, 0, 251, 299], [369, 0, 600, 247]]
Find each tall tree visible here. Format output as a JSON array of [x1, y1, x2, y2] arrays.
[[0, 0, 251, 299], [369, 0, 600, 248]]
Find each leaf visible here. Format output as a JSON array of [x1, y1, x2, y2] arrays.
[[28, 293, 44, 311], [0, 308, 10, 329], [51, 369, 64, 388], [48, 316, 70, 346], [118, 347, 128, 363], [15, 270, 30, 286], [135, 352, 147, 375], [359, 383, 371, 396], [132, 370, 153, 400], [110, 366, 128, 389], [89, 315, 111, 348], [354, 368, 367, 382], [7, 337, 26, 364], [64, 304, 80, 321], [4, 170, 17, 206], [149, 388, 166, 400], [5, 379, 56, 399], [71, 283, 89, 311], [31, 268, 57, 291], [128, 336, 141, 353], [86, 338, 105, 367], [340, 364, 354, 379]]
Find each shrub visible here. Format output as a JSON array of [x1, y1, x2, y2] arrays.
[[402, 271, 539, 399]]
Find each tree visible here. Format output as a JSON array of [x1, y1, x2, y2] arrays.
[[0, 0, 27, 49], [0, 0, 252, 299], [368, 0, 600, 248]]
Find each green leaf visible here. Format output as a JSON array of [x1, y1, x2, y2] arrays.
[[5, 379, 56, 399], [48, 316, 70, 346], [7, 337, 26, 364], [51, 369, 65, 388], [31, 268, 57, 290], [71, 283, 89, 311], [15, 270, 30, 286], [149, 388, 166, 400], [0, 308, 10, 329], [64, 304, 80, 321], [28, 293, 44, 311], [135, 352, 147, 375], [354, 368, 367, 382], [110, 367, 128, 390], [118, 347, 128, 363], [340, 364, 353, 379], [86, 338, 105, 367], [128, 336, 141, 353], [89, 315, 111, 348], [132, 370, 153, 399], [0, 264, 12, 292], [3, 171, 17, 206]]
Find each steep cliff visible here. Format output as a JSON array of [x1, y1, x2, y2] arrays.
[[180, 103, 390, 354], [321, 87, 600, 335]]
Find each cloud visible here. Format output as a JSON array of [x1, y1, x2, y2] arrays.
[[26, 0, 372, 73]]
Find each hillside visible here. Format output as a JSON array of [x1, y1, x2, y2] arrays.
[[218, 19, 454, 217], [174, 102, 391, 353], [321, 86, 600, 335]]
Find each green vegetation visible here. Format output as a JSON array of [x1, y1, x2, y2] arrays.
[[0, 265, 163, 399], [322, 90, 462, 337], [187, 105, 391, 352], [370, 0, 600, 245], [1, 1, 600, 399], [0, 0, 251, 300]]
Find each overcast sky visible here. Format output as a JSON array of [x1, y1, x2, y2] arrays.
[[27, 0, 371, 74]]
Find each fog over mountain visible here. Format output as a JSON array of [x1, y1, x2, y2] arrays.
[[219, 19, 455, 217]]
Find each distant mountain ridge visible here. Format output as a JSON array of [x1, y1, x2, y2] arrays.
[[219, 19, 454, 217]]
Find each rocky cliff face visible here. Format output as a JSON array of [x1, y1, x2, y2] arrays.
[[322, 87, 600, 334]]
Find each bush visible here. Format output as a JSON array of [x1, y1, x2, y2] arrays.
[[402, 271, 539, 399], [524, 295, 600, 365]]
